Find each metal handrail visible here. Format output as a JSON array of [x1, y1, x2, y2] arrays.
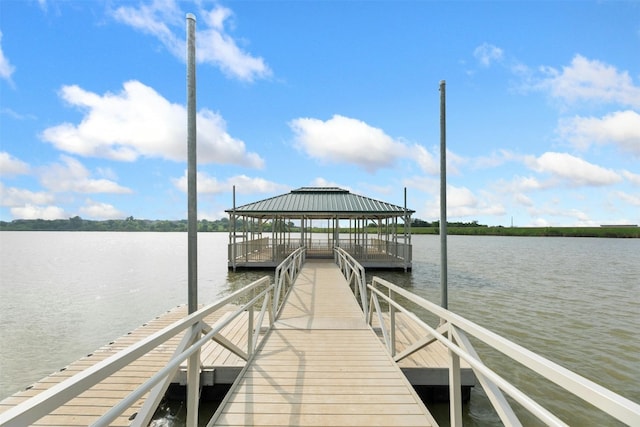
[[368, 276, 640, 427], [273, 245, 306, 317], [334, 247, 368, 319], [0, 276, 273, 427]]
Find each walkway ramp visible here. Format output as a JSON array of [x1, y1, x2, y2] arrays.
[[209, 260, 437, 426]]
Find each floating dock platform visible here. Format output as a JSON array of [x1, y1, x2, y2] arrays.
[[0, 260, 473, 426]]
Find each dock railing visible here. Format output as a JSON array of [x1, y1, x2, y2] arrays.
[[338, 238, 411, 262], [334, 246, 368, 319], [0, 260, 308, 427], [228, 237, 271, 263], [369, 237, 412, 262], [273, 246, 306, 317], [0, 275, 272, 427], [366, 275, 640, 427]]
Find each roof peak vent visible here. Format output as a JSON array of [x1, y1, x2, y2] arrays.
[[291, 187, 349, 194]]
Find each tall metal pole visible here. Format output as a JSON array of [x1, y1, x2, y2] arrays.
[[187, 13, 198, 314], [186, 13, 200, 427], [439, 80, 448, 310]]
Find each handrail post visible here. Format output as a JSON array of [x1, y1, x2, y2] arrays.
[[449, 324, 462, 427], [273, 275, 279, 316], [186, 323, 201, 427], [360, 265, 367, 320], [248, 301, 254, 357], [267, 290, 275, 325], [352, 271, 359, 300], [389, 288, 396, 357]]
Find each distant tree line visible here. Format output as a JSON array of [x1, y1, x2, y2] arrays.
[[0, 216, 233, 232], [4, 217, 635, 237], [411, 219, 487, 228], [0, 217, 304, 232], [0, 216, 487, 232]]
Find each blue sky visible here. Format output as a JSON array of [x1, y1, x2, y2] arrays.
[[1, 0, 639, 226]]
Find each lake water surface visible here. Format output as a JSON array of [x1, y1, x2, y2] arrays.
[[1, 232, 638, 425]]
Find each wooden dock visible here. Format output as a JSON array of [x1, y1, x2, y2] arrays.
[[209, 260, 438, 426], [1, 260, 473, 426], [0, 305, 248, 426]]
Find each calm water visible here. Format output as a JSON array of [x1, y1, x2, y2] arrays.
[[1, 232, 638, 426]]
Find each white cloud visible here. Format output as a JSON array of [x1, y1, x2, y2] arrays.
[[473, 43, 503, 67], [493, 175, 551, 212], [0, 183, 55, 206], [0, 152, 29, 176], [402, 176, 439, 194], [199, 172, 225, 194], [111, 0, 183, 57], [423, 185, 505, 219], [622, 170, 640, 186], [1, 107, 36, 120], [537, 55, 640, 108], [615, 191, 640, 207], [41, 81, 264, 168], [530, 217, 551, 227], [39, 156, 133, 194], [524, 152, 621, 187], [96, 167, 119, 181], [0, 182, 68, 220], [79, 199, 124, 219], [11, 204, 66, 220], [499, 175, 548, 193], [172, 171, 287, 195], [227, 175, 289, 194], [406, 145, 463, 176], [289, 115, 411, 172], [472, 150, 516, 169], [197, 109, 265, 168], [527, 206, 597, 227], [413, 145, 439, 175], [198, 7, 272, 81], [514, 193, 534, 207], [448, 186, 505, 218], [0, 31, 16, 84], [111, 1, 271, 82], [410, 144, 468, 176], [172, 170, 225, 194], [445, 149, 466, 175], [557, 110, 640, 156], [448, 186, 477, 209]]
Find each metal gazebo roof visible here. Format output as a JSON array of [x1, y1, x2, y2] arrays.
[[226, 187, 414, 218]]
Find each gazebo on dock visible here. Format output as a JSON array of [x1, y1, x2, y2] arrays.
[[226, 187, 414, 271]]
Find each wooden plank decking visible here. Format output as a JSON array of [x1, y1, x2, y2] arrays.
[[0, 305, 247, 426], [209, 260, 438, 427]]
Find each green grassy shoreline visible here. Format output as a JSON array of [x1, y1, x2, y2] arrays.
[[409, 226, 640, 238]]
